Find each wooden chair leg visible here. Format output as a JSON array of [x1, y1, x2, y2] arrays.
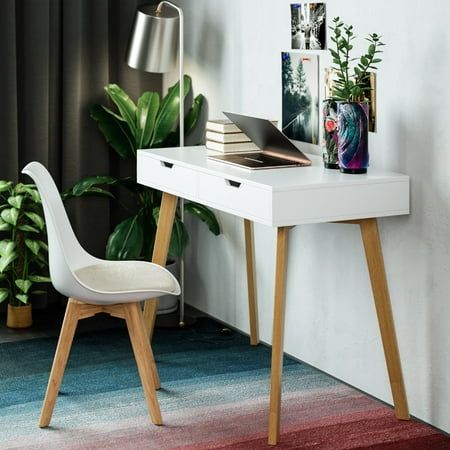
[[39, 298, 80, 428], [268, 227, 290, 445], [124, 302, 163, 425], [360, 218, 409, 420], [244, 219, 259, 346], [143, 192, 178, 338]]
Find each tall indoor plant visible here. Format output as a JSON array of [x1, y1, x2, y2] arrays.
[[0, 181, 50, 328], [323, 17, 385, 173], [64, 75, 220, 262]]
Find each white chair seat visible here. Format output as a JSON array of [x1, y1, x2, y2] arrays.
[[74, 261, 178, 297]]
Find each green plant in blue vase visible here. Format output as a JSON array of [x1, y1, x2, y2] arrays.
[[64, 75, 220, 260]]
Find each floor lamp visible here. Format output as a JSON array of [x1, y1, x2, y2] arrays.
[[126, 1, 186, 326]]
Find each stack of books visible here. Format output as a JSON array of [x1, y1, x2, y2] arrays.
[[205, 119, 259, 153]]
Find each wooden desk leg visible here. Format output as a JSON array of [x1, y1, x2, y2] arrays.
[[359, 218, 410, 420], [143, 192, 178, 342], [268, 226, 290, 445], [244, 219, 259, 346]]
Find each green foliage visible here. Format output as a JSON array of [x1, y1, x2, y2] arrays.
[[0, 182, 50, 306], [65, 76, 220, 261], [329, 17, 385, 102]]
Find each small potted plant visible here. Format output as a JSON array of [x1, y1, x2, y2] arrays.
[[323, 17, 385, 173], [0, 181, 51, 328]]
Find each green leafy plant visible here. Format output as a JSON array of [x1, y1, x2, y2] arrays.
[[64, 75, 220, 261], [0, 181, 50, 306], [329, 17, 385, 101]]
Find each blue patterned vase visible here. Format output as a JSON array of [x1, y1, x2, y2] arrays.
[[337, 102, 369, 174]]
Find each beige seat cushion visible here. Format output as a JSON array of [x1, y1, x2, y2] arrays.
[[74, 261, 178, 295]]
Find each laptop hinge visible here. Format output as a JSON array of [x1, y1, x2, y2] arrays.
[[262, 149, 309, 164]]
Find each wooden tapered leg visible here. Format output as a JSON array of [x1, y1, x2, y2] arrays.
[[143, 192, 179, 339], [360, 218, 409, 420], [268, 227, 290, 445], [244, 219, 259, 346], [39, 299, 80, 428], [124, 302, 162, 425]]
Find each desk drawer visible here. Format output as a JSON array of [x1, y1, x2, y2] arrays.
[[137, 156, 197, 197], [198, 173, 271, 221]]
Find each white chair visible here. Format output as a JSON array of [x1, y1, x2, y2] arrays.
[[22, 162, 180, 428]]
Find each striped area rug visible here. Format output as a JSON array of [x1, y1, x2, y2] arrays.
[[0, 318, 449, 449]]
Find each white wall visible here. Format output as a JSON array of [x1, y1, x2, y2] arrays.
[[166, 0, 450, 433]]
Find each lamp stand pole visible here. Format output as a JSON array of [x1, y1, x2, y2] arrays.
[[157, 1, 185, 326]]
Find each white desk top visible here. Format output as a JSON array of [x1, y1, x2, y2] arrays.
[[137, 147, 410, 226]]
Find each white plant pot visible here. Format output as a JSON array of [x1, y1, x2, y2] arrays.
[[157, 260, 180, 315]]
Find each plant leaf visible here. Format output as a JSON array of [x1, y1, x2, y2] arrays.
[[0, 288, 9, 303], [25, 239, 42, 256], [15, 279, 33, 293], [7, 195, 24, 210], [136, 92, 160, 148], [0, 240, 16, 257], [28, 275, 51, 283], [1, 208, 19, 226], [15, 294, 29, 304], [25, 212, 45, 230], [38, 240, 49, 251], [151, 75, 191, 146], [17, 225, 39, 233], [185, 94, 204, 137], [0, 219, 11, 231], [90, 104, 136, 159], [0, 251, 18, 272], [104, 84, 138, 139], [106, 215, 144, 260], [0, 181, 13, 193], [184, 202, 220, 235]]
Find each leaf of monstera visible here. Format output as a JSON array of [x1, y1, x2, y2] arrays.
[[153, 207, 189, 257], [7, 195, 24, 210], [136, 92, 160, 148], [15, 279, 32, 293], [1, 208, 19, 226], [104, 84, 138, 139], [106, 215, 144, 261], [184, 202, 220, 235], [151, 75, 191, 147], [0, 181, 13, 193], [90, 104, 136, 160], [0, 288, 10, 303], [25, 239, 41, 256]]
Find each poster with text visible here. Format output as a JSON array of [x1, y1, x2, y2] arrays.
[[291, 3, 327, 50], [282, 52, 319, 144]]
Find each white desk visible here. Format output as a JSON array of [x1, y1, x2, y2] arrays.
[[137, 146, 410, 445]]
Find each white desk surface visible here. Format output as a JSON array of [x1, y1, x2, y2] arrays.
[[137, 147, 410, 226]]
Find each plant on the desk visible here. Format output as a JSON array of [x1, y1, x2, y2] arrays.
[[323, 17, 385, 174], [64, 75, 220, 261], [0, 181, 51, 328]]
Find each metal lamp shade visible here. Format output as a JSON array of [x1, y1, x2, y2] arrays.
[[126, 4, 179, 73]]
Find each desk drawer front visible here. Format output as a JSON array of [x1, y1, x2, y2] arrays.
[[137, 156, 197, 197], [198, 173, 271, 221]]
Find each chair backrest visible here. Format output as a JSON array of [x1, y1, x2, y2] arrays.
[[22, 162, 95, 296]]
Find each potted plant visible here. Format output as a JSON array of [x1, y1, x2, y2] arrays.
[[63, 75, 220, 313], [0, 181, 50, 328], [323, 17, 385, 173]]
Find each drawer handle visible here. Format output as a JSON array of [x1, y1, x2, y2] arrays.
[[161, 161, 174, 169], [226, 179, 241, 188]]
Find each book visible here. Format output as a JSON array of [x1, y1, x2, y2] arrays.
[[205, 130, 251, 144], [206, 119, 244, 134], [207, 119, 277, 134], [205, 140, 260, 153]]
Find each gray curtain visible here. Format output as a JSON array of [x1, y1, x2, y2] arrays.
[[0, 0, 160, 257]]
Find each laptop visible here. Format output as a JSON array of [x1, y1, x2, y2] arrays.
[[207, 112, 312, 170]]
